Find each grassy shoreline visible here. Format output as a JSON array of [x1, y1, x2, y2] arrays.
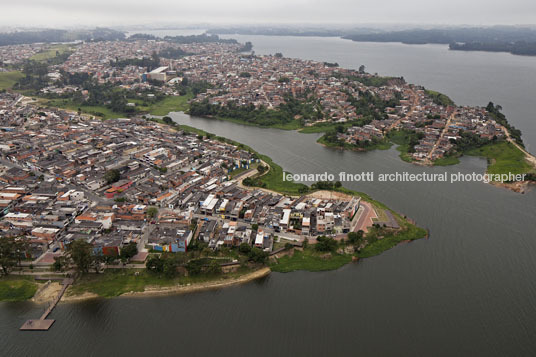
[[0, 276, 38, 302], [65, 267, 265, 299]]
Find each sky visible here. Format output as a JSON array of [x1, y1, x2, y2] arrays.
[[1, 0, 536, 28]]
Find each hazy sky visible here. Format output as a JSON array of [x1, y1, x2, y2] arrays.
[[2, 0, 536, 28]]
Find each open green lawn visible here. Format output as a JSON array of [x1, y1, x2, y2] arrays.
[[466, 141, 534, 177], [0, 277, 37, 302], [146, 94, 192, 116], [271, 248, 352, 273], [299, 122, 349, 133], [45, 99, 123, 119], [30, 44, 72, 62], [433, 155, 461, 166], [43, 94, 192, 120], [254, 154, 309, 195], [68, 268, 253, 298], [0, 71, 24, 90], [425, 89, 455, 106]]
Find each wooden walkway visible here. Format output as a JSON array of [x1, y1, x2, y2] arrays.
[[20, 278, 74, 331]]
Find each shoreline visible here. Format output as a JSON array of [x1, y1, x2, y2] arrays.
[[60, 267, 271, 303]]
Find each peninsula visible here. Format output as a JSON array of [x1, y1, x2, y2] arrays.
[[0, 94, 426, 303]]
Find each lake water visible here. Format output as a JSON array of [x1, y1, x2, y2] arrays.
[[2, 35, 536, 357]]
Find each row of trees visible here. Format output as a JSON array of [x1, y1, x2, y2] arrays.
[[145, 242, 268, 278], [189, 95, 323, 127], [55, 240, 138, 273]]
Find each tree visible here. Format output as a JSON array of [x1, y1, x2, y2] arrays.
[[238, 242, 252, 254], [69, 239, 93, 273], [257, 165, 266, 174], [120, 242, 138, 262], [248, 247, 268, 263], [162, 116, 173, 125], [52, 255, 69, 272], [146, 255, 164, 273], [347, 230, 364, 245], [315, 236, 337, 252], [186, 259, 204, 275], [206, 260, 222, 275], [146, 206, 158, 220], [0, 237, 20, 275], [274, 52, 283, 58], [359, 65, 366, 74], [104, 169, 120, 184], [251, 223, 259, 231]]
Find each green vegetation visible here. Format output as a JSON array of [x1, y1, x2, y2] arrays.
[[318, 133, 392, 151], [43, 93, 192, 120], [358, 222, 427, 258], [486, 102, 524, 146], [0, 277, 37, 302], [433, 155, 460, 166], [104, 169, 120, 184], [67, 268, 254, 298], [466, 141, 534, 178], [147, 94, 192, 115], [387, 129, 421, 162], [270, 248, 352, 273], [333, 72, 403, 87], [425, 89, 455, 106], [189, 95, 323, 129], [299, 122, 350, 133], [43, 98, 123, 119], [30, 44, 72, 62], [229, 162, 259, 179], [243, 153, 309, 195], [0, 71, 24, 90]]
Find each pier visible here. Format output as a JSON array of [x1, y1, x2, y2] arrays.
[[20, 277, 73, 331]]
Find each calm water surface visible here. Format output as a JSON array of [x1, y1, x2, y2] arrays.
[[2, 36, 536, 357]]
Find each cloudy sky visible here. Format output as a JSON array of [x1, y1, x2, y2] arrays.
[[2, 0, 536, 28]]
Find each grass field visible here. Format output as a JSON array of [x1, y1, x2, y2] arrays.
[[0, 71, 24, 90], [44, 99, 122, 119], [68, 268, 253, 298], [433, 155, 461, 166], [30, 44, 72, 62], [146, 94, 192, 116], [270, 248, 353, 273], [425, 89, 455, 106], [466, 141, 534, 177], [0, 277, 37, 302], [254, 153, 309, 195], [299, 122, 352, 134]]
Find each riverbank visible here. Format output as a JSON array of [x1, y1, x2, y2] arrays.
[[61, 267, 271, 302]]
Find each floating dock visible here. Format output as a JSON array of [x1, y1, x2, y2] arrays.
[[20, 278, 73, 331]]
